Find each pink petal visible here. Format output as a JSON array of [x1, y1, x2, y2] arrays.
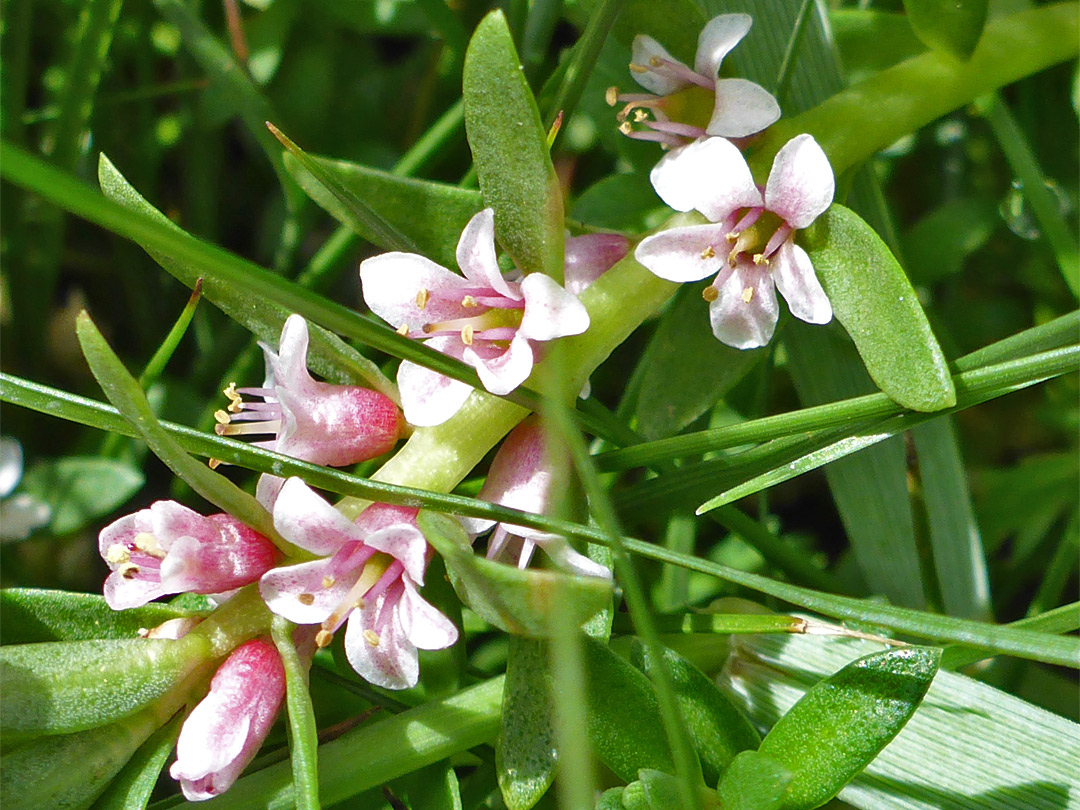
[[456, 208, 519, 300], [706, 78, 781, 139], [103, 573, 165, 611], [650, 137, 761, 219], [518, 273, 590, 341], [476, 416, 550, 520], [459, 514, 497, 536], [353, 503, 420, 536], [344, 593, 417, 690], [772, 242, 833, 324], [151, 501, 216, 550], [564, 233, 629, 295], [362, 524, 430, 585], [397, 336, 475, 427], [262, 315, 318, 401], [400, 579, 459, 650], [98, 509, 151, 559], [764, 134, 835, 229], [256, 474, 285, 511], [360, 252, 473, 332], [708, 260, 779, 349], [272, 477, 366, 556], [695, 13, 752, 77], [465, 336, 535, 396], [634, 222, 732, 283], [258, 553, 357, 625], [630, 35, 689, 96]]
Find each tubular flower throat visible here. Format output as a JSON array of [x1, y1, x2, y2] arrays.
[[608, 13, 780, 149]]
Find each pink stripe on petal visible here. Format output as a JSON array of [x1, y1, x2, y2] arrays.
[[695, 13, 753, 77], [635, 223, 731, 283], [519, 273, 590, 341], [360, 252, 473, 331], [465, 336, 535, 396], [273, 477, 366, 555], [706, 78, 781, 139], [773, 242, 833, 325], [764, 134, 835, 229], [456, 209, 519, 300], [708, 261, 779, 349]]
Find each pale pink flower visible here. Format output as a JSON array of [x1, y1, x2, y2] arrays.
[[636, 134, 834, 349], [259, 478, 458, 690], [169, 638, 285, 801], [608, 14, 779, 149], [214, 315, 403, 467], [460, 417, 610, 579], [98, 502, 279, 610], [359, 209, 591, 427]]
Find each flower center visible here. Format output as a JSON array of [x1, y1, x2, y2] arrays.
[[314, 551, 400, 648], [421, 306, 524, 346], [725, 210, 785, 265], [659, 84, 715, 130]]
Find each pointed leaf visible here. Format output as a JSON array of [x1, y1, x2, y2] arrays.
[[716, 751, 792, 810], [417, 512, 611, 638], [497, 638, 557, 810], [19, 456, 144, 536], [756, 646, 940, 810], [284, 152, 482, 269], [463, 11, 564, 282], [89, 711, 184, 810], [903, 0, 987, 60]]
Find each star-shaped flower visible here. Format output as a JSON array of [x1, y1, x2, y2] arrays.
[[258, 478, 458, 690], [360, 209, 592, 427], [636, 134, 835, 349], [608, 14, 780, 148]]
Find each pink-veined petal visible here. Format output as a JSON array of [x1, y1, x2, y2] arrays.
[[695, 13, 752, 77], [773, 242, 833, 324], [362, 524, 429, 585], [98, 509, 150, 559], [564, 233, 629, 295], [262, 315, 318, 401], [344, 593, 417, 690], [258, 552, 359, 624], [272, 477, 366, 555], [151, 501, 215, 549], [706, 78, 781, 139], [354, 503, 420, 536], [465, 336, 535, 396], [397, 336, 475, 427], [708, 261, 779, 349], [764, 134, 835, 229], [650, 137, 761, 219], [518, 273, 590, 341], [103, 573, 166, 611], [457, 208, 519, 300], [630, 35, 690, 95], [360, 252, 473, 332], [400, 579, 459, 650], [635, 222, 733, 283]]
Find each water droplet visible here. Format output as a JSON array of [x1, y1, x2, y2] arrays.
[[999, 178, 1072, 240]]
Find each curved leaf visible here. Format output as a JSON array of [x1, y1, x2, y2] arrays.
[[903, 0, 987, 60], [498, 638, 557, 810]]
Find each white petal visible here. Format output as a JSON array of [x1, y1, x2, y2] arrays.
[[765, 134, 835, 229], [363, 524, 429, 585], [537, 535, 613, 579], [400, 579, 459, 650], [518, 273, 590, 341], [465, 337, 535, 396], [650, 137, 761, 220], [630, 35, 689, 96], [360, 252, 473, 331], [398, 354, 474, 428], [773, 242, 833, 324], [258, 556, 349, 624], [0, 437, 23, 496], [706, 78, 781, 139], [695, 13, 752, 77], [456, 208, 519, 299], [634, 223, 732, 283], [344, 598, 418, 690], [273, 477, 364, 555], [708, 262, 779, 349]]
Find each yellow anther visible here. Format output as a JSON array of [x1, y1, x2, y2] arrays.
[[742, 287, 754, 303], [298, 593, 315, 606], [649, 56, 663, 67], [105, 544, 130, 565], [726, 230, 740, 243], [133, 532, 165, 559], [364, 629, 381, 648], [415, 287, 430, 310], [619, 121, 634, 135], [628, 63, 648, 74], [753, 253, 769, 266], [605, 86, 619, 106], [396, 324, 409, 336], [461, 325, 474, 346], [223, 382, 243, 413], [461, 295, 479, 308], [633, 109, 648, 122], [118, 563, 140, 580], [315, 629, 334, 648], [208, 458, 223, 470], [322, 576, 336, 589], [702, 286, 719, 302], [213, 409, 231, 425], [700, 245, 716, 260]]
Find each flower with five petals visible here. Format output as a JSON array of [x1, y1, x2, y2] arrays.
[[636, 134, 835, 349]]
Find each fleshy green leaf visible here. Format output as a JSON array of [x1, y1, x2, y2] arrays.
[[497, 638, 557, 810], [629, 640, 760, 786], [801, 204, 956, 412], [716, 751, 792, 810], [89, 711, 184, 810], [0, 635, 210, 738], [463, 11, 564, 282], [903, 0, 988, 60], [755, 646, 940, 810], [284, 153, 482, 269], [75, 311, 286, 549], [634, 284, 767, 440], [19, 457, 144, 536], [582, 638, 676, 782], [0, 588, 198, 645], [417, 511, 611, 638]]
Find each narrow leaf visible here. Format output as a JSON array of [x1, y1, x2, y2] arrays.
[[801, 205, 955, 412], [756, 646, 940, 810], [19, 457, 144, 536], [417, 511, 611, 638], [90, 711, 184, 810], [271, 617, 320, 810], [463, 11, 564, 281], [75, 311, 285, 547], [903, 0, 988, 60], [498, 638, 557, 810]]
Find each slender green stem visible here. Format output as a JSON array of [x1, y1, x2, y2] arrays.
[[271, 617, 321, 810], [772, 0, 813, 99], [546, 0, 625, 131]]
